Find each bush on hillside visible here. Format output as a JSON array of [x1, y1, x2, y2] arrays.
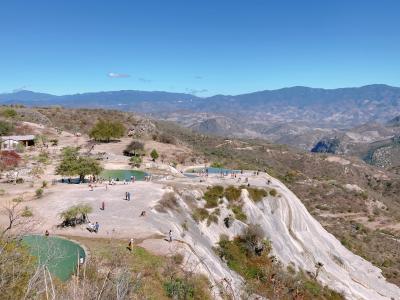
[[150, 149, 159, 161], [153, 132, 176, 144], [1, 107, 17, 118], [156, 192, 179, 212], [0, 120, 14, 135], [247, 187, 268, 202], [124, 140, 144, 156], [129, 156, 142, 167], [203, 185, 224, 208], [89, 119, 125, 142], [269, 188, 278, 197], [192, 208, 209, 223], [224, 186, 241, 201]]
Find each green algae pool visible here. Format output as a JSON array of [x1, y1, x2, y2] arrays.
[[22, 235, 86, 281], [100, 169, 147, 181]]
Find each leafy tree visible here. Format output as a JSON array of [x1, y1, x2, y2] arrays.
[[59, 203, 92, 226], [76, 156, 103, 182], [150, 149, 159, 161], [0, 120, 13, 135], [56, 147, 103, 182], [55, 147, 80, 177], [89, 119, 125, 142]]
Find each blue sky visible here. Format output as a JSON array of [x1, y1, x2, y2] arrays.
[[1, 0, 400, 96]]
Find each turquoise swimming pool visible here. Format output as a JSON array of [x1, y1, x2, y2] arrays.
[[100, 169, 147, 181], [22, 235, 86, 281]]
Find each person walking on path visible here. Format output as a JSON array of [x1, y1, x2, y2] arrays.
[[128, 238, 134, 251], [127, 192, 131, 201], [169, 230, 173, 242], [94, 222, 100, 233]]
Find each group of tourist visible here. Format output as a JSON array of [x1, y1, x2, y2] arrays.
[[87, 221, 100, 233]]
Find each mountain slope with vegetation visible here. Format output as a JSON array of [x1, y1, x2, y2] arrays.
[[1, 106, 400, 298]]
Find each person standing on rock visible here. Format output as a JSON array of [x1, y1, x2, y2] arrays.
[[169, 230, 173, 242]]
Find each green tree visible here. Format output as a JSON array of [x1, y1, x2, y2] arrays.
[[60, 203, 92, 226], [89, 119, 125, 142], [56, 147, 103, 182], [130, 156, 142, 167], [55, 147, 80, 177], [150, 149, 159, 161], [76, 156, 103, 182]]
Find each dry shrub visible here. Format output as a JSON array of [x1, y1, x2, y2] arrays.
[[192, 208, 209, 223], [156, 192, 179, 212], [156, 133, 177, 144], [224, 186, 241, 202]]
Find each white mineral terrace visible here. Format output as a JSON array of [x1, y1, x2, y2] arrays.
[[28, 170, 400, 299]]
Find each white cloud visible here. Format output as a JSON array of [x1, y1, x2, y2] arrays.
[[108, 72, 130, 78]]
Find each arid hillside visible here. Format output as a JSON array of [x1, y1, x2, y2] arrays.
[[2, 105, 400, 288]]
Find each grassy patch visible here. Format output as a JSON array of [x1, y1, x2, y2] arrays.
[[231, 205, 247, 222], [269, 188, 278, 197], [203, 185, 224, 208], [192, 208, 209, 223], [68, 236, 211, 299], [215, 234, 343, 300], [247, 187, 268, 202], [21, 206, 33, 217], [224, 186, 241, 201]]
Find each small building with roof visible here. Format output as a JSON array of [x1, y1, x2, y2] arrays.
[[0, 135, 35, 150]]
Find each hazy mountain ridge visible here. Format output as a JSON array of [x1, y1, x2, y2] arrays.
[[2, 84, 400, 125], [2, 85, 400, 154]]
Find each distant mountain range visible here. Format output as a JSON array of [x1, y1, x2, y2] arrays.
[[2, 84, 400, 150], [1, 84, 400, 125]]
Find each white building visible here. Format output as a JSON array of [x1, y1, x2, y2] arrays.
[[0, 135, 35, 150]]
